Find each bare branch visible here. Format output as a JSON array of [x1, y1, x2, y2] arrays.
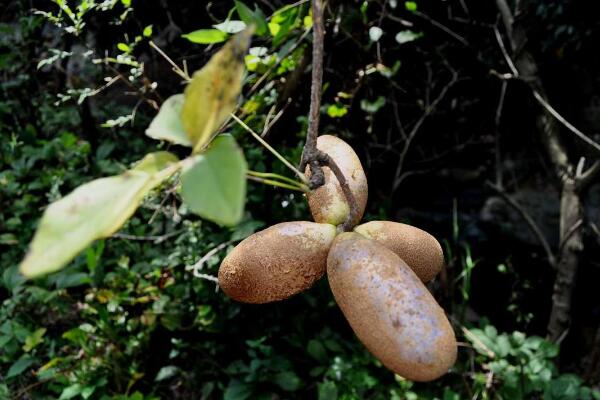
[[392, 65, 458, 193], [415, 10, 469, 46], [577, 160, 600, 190], [494, 80, 508, 188], [532, 90, 600, 155], [486, 181, 556, 267]]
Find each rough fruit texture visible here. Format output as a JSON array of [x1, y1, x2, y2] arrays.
[[327, 233, 457, 381], [305, 135, 368, 226], [354, 221, 444, 283], [218, 221, 337, 304]]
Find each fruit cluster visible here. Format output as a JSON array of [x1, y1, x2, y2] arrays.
[[218, 135, 457, 382]]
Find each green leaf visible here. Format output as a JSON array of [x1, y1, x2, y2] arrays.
[[181, 135, 247, 226], [155, 365, 179, 382], [19, 152, 179, 278], [59, 384, 83, 400], [224, 380, 253, 400], [307, 339, 327, 362], [395, 30, 423, 44], [145, 94, 191, 146], [318, 381, 338, 400], [235, 1, 268, 36], [326, 103, 348, 118], [23, 327, 46, 352], [7, 356, 35, 378], [274, 371, 301, 391], [143, 25, 153, 37], [182, 29, 229, 44], [405, 1, 417, 12], [360, 96, 386, 113], [117, 42, 130, 52], [181, 29, 252, 151]]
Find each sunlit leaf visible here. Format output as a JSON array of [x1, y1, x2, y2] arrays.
[[182, 29, 229, 44], [181, 29, 252, 151], [145, 95, 191, 146], [180, 135, 247, 226], [19, 152, 180, 278], [214, 20, 247, 34], [23, 328, 46, 352]]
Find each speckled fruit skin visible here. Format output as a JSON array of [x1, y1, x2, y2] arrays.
[[327, 232, 457, 382], [218, 221, 337, 304], [305, 135, 368, 226], [354, 221, 444, 283]]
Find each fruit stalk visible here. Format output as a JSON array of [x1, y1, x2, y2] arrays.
[[300, 0, 360, 232]]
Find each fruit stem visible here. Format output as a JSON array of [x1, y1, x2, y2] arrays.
[[299, 0, 360, 232]]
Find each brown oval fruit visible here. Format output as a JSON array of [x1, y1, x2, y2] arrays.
[[218, 221, 337, 303], [305, 135, 368, 226], [327, 232, 457, 381], [354, 221, 444, 283]]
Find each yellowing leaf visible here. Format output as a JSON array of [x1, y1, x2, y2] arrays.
[[181, 29, 253, 152], [19, 152, 180, 279]]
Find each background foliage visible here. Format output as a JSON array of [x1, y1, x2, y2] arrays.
[[1, 0, 600, 399]]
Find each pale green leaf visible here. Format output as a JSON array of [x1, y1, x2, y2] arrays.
[[133, 151, 179, 175], [19, 152, 179, 278], [369, 26, 383, 42], [145, 95, 191, 146], [155, 365, 179, 381], [395, 30, 423, 44], [23, 328, 47, 352], [181, 135, 247, 226], [181, 29, 253, 151], [182, 29, 229, 44], [59, 384, 83, 400], [214, 20, 247, 34]]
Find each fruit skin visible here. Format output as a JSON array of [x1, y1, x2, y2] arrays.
[[354, 221, 444, 283], [218, 221, 337, 303], [305, 135, 368, 226], [327, 232, 457, 381]]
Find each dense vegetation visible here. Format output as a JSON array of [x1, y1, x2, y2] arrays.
[[1, 0, 600, 398]]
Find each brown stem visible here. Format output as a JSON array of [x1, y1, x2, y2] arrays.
[[299, 0, 360, 231]]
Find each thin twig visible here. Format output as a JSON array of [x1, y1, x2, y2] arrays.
[[186, 240, 235, 275], [493, 25, 518, 76], [247, 175, 308, 192], [532, 90, 600, 154], [486, 181, 556, 267], [112, 229, 186, 244], [415, 10, 469, 46], [231, 113, 309, 184], [558, 219, 584, 256], [494, 80, 508, 188], [149, 40, 190, 81], [392, 64, 458, 193]]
